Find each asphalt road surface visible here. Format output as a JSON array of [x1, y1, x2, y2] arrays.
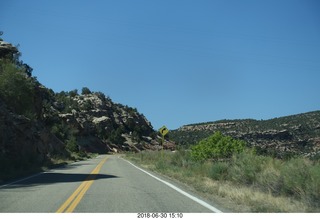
[[0, 155, 222, 213]]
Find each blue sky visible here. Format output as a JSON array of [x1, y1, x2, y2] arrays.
[[1, 0, 320, 130]]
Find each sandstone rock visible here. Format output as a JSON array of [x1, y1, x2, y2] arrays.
[[92, 116, 110, 124]]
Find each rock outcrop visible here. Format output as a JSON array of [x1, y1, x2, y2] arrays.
[[52, 92, 162, 153], [0, 41, 18, 58]]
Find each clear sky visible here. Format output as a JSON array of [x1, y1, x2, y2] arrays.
[[1, 0, 320, 130]]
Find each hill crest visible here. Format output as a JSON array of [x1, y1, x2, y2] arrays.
[[171, 111, 320, 159]]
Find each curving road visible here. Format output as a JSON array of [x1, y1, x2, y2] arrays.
[[0, 155, 222, 213]]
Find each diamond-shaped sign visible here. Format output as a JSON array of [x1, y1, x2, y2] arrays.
[[159, 126, 169, 136]]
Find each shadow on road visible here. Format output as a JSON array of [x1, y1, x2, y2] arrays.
[[1, 172, 118, 189]]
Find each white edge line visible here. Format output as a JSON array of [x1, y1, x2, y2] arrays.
[[0, 172, 45, 189], [123, 158, 223, 213]]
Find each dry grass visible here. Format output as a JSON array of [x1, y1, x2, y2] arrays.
[[161, 169, 309, 212], [125, 150, 319, 212], [199, 177, 308, 212]]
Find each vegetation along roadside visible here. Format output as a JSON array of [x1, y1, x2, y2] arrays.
[[126, 131, 320, 212]]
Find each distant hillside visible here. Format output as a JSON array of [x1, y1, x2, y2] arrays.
[[171, 111, 320, 159]]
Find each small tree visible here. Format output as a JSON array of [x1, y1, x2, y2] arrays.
[[108, 127, 125, 145], [68, 89, 78, 97], [191, 131, 246, 161], [0, 60, 36, 117], [81, 87, 91, 95], [66, 136, 78, 152]]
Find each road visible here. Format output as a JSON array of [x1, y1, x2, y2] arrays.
[[0, 155, 222, 213]]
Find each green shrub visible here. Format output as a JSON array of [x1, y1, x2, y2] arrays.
[[280, 158, 311, 198], [256, 157, 282, 194], [306, 163, 320, 206], [155, 159, 170, 171], [170, 150, 193, 168], [66, 136, 78, 152], [191, 131, 245, 161], [68, 89, 78, 97], [209, 162, 229, 180], [228, 149, 265, 185], [0, 60, 36, 117], [81, 87, 92, 95], [82, 100, 93, 110], [108, 127, 125, 145]]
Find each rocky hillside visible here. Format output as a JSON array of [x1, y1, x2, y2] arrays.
[[0, 98, 68, 170], [171, 111, 320, 159], [0, 37, 173, 180], [45, 90, 165, 153]]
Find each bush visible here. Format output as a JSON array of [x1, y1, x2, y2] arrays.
[[280, 158, 311, 198], [256, 157, 282, 194], [108, 127, 125, 145], [228, 149, 265, 185], [81, 87, 92, 95], [209, 162, 229, 180], [191, 131, 245, 161], [170, 150, 193, 168], [95, 91, 108, 101], [306, 163, 320, 206], [0, 60, 36, 117], [68, 89, 78, 97], [228, 151, 320, 206], [66, 136, 78, 152]]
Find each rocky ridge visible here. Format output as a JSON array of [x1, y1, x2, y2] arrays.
[[50, 92, 171, 153], [171, 111, 320, 158]]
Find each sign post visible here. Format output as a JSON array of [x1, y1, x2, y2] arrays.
[[159, 125, 169, 159], [159, 125, 169, 149]]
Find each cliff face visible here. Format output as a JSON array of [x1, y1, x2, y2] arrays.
[[171, 111, 320, 158]]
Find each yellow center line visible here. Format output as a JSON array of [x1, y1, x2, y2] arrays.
[[56, 156, 108, 213]]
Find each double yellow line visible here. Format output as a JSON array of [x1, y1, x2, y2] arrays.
[[56, 156, 108, 213]]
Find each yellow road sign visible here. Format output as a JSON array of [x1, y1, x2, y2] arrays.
[[159, 126, 169, 136]]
